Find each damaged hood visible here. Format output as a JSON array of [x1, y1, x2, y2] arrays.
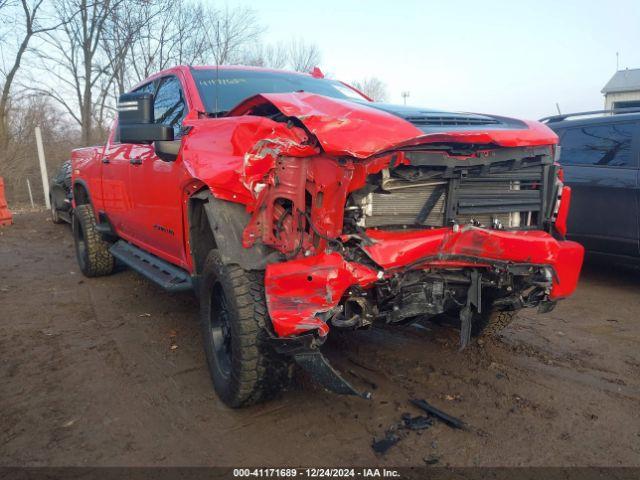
[[229, 92, 558, 159], [364, 103, 528, 133]]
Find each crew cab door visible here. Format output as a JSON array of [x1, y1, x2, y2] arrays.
[[558, 120, 640, 257], [101, 82, 155, 235], [125, 75, 189, 266]]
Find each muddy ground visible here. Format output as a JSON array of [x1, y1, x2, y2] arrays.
[[1, 211, 639, 467]]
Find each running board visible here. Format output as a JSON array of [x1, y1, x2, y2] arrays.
[[109, 240, 193, 292]]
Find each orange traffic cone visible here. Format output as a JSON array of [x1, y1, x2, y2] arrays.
[[0, 177, 13, 226]]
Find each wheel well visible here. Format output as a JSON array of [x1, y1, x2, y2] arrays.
[[188, 196, 218, 275], [73, 182, 90, 206]]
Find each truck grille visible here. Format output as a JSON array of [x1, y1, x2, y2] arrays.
[[350, 151, 550, 230]]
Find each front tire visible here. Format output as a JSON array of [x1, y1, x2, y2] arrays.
[[73, 204, 115, 277], [200, 250, 288, 408]]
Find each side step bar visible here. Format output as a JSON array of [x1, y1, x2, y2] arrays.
[[109, 240, 193, 292]]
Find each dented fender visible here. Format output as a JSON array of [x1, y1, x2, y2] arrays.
[[265, 252, 379, 337]]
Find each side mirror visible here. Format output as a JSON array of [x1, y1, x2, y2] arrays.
[[117, 92, 173, 144]]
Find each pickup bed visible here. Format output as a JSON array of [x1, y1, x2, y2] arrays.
[[71, 65, 584, 407]]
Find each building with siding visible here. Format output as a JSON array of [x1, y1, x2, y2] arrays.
[[602, 68, 640, 110]]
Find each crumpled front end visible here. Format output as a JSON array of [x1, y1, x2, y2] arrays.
[[228, 92, 584, 344], [265, 227, 583, 338]]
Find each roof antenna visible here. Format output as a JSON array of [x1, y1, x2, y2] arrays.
[[616, 51, 619, 71], [555, 102, 562, 115]]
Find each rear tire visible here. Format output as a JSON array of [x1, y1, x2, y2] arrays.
[[73, 204, 115, 277], [200, 250, 288, 408]]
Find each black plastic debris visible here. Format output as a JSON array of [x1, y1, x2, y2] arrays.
[[410, 398, 466, 430], [401, 413, 433, 431], [371, 432, 401, 455]]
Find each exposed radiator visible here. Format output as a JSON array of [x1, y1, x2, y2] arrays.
[[356, 183, 446, 227], [352, 164, 545, 229]]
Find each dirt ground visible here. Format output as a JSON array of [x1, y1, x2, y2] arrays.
[[1, 211, 639, 467]]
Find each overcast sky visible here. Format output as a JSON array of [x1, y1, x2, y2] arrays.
[[219, 0, 640, 121]]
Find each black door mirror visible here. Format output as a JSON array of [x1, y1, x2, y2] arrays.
[[117, 92, 174, 144]]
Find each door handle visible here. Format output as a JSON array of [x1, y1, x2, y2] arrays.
[[129, 158, 143, 165], [101, 157, 110, 164]]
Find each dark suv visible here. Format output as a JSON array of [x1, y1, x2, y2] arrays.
[[542, 109, 640, 260]]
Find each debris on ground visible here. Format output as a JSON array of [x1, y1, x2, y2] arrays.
[[401, 413, 433, 431], [372, 397, 468, 455], [372, 410, 435, 455], [410, 398, 467, 430], [371, 431, 401, 455]]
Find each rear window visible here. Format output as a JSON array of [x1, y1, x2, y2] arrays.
[[559, 122, 637, 167]]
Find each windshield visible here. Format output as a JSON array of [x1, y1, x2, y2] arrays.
[[191, 69, 368, 114]]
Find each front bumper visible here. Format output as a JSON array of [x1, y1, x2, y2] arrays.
[[265, 226, 584, 338]]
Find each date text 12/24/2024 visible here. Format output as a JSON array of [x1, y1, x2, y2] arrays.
[[232, 468, 401, 478]]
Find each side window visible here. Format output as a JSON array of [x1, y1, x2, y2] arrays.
[[135, 82, 155, 95], [153, 76, 187, 138], [560, 123, 635, 167]]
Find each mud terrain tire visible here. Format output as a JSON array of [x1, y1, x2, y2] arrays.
[[73, 204, 115, 277], [200, 250, 288, 408]]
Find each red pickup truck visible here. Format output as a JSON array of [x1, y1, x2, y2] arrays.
[[71, 65, 584, 407]]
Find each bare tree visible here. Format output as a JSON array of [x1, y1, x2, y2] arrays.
[[352, 77, 389, 102], [124, 1, 261, 88], [32, 0, 124, 145], [287, 38, 321, 73], [0, 0, 65, 148], [0, 0, 17, 40], [239, 41, 288, 69], [101, 0, 163, 96], [0, 95, 79, 204], [199, 4, 263, 65], [240, 38, 322, 73]]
